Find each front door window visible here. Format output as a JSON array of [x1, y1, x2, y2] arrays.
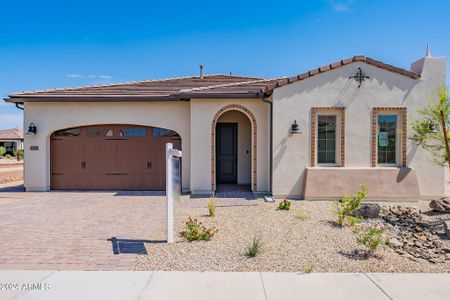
[[377, 115, 397, 164]]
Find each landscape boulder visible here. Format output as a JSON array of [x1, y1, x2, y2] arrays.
[[445, 220, 450, 239], [429, 198, 450, 213], [349, 203, 381, 219]]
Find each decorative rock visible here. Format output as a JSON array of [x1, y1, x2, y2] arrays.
[[349, 203, 381, 218], [445, 221, 450, 239], [418, 235, 427, 241], [429, 198, 450, 213], [381, 205, 448, 264]]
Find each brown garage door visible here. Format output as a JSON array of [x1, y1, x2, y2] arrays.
[[51, 125, 181, 190]]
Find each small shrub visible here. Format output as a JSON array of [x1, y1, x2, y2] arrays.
[[304, 263, 315, 273], [278, 199, 291, 210], [296, 210, 310, 221], [0, 147, 6, 156], [353, 222, 390, 255], [208, 198, 216, 217], [336, 184, 368, 226], [247, 236, 263, 257], [180, 217, 218, 241], [15, 149, 24, 160], [4, 154, 12, 159], [347, 215, 362, 226]]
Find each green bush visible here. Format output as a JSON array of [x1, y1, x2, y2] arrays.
[[336, 184, 368, 226], [353, 222, 390, 255], [278, 199, 291, 211], [304, 263, 315, 273], [208, 198, 216, 217], [14, 149, 24, 160], [180, 217, 217, 241], [247, 236, 263, 257], [0, 147, 6, 156]]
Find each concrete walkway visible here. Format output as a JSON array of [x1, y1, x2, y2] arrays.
[[0, 271, 449, 300]]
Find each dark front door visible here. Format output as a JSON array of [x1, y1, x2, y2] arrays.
[[216, 123, 238, 184]]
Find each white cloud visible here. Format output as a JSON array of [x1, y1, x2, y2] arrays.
[[66, 74, 113, 80], [66, 73, 83, 78], [329, 1, 351, 12]]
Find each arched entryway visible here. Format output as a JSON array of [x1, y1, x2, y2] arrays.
[[211, 104, 257, 192], [50, 124, 181, 190]]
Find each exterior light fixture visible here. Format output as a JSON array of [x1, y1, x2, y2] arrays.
[[349, 67, 370, 88], [290, 120, 301, 134], [27, 122, 37, 135]]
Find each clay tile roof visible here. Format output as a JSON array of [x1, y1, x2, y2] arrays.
[[0, 128, 23, 140], [263, 55, 419, 95], [177, 78, 283, 98], [4, 55, 419, 103], [6, 74, 266, 101]]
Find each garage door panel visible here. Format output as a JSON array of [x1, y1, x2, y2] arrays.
[[51, 125, 181, 190]]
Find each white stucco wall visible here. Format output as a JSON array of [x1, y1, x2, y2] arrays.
[[272, 56, 447, 199], [23, 101, 191, 191], [190, 99, 270, 193], [217, 110, 252, 185]]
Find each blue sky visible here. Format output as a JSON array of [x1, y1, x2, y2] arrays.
[[1, 0, 449, 129]]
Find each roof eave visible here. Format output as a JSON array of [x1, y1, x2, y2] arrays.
[[177, 92, 262, 99], [4, 95, 181, 103]]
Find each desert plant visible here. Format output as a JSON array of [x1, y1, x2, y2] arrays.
[[304, 263, 315, 273], [278, 199, 291, 211], [208, 198, 216, 217], [180, 217, 218, 241], [247, 236, 263, 257], [347, 215, 362, 226], [353, 222, 390, 255], [14, 149, 24, 160], [0, 147, 6, 157], [296, 210, 310, 221], [410, 85, 450, 167], [336, 184, 368, 226]]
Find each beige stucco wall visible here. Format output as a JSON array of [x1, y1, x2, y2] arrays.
[[190, 99, 270, 193], [272, 56, 447, 199], [23, 101, 191, 191], [23, 99, 269, 193], [217, 110, 252, 185]]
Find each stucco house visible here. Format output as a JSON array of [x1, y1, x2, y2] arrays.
[[4, 50, 447, 200], [0, 128, 23, 155]]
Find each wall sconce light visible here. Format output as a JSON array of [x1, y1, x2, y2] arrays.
[[26, 122, 37, 135], [290, 120, 301, 134]]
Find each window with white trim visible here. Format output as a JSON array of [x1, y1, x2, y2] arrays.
[[376, 112, 403, 166], [316, 113, 341, 166]]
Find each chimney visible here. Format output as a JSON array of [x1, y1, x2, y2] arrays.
[[410, 45, 446, 85], [199, 65, 204, 79]]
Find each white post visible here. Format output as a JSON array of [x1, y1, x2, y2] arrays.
[[166, 143, 174, 243]]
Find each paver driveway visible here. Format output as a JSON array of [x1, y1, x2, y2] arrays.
[[0, 185, 166, 270]]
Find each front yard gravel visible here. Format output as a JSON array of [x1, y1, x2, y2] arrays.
[[133, 199, 450, 272]]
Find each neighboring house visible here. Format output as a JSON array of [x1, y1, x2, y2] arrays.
[[0, 128, 23, 154], [3, 50, 447, 200]]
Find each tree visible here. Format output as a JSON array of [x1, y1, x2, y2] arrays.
[[410, 86, 450, 169]]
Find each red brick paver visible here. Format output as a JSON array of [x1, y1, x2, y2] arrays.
[[0, 189, 166, 270]]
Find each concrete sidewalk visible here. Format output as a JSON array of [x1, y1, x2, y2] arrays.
[[0, 271, 449, 300]]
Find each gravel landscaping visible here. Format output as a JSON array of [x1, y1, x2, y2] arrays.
[[133, 199, 450, 272]]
